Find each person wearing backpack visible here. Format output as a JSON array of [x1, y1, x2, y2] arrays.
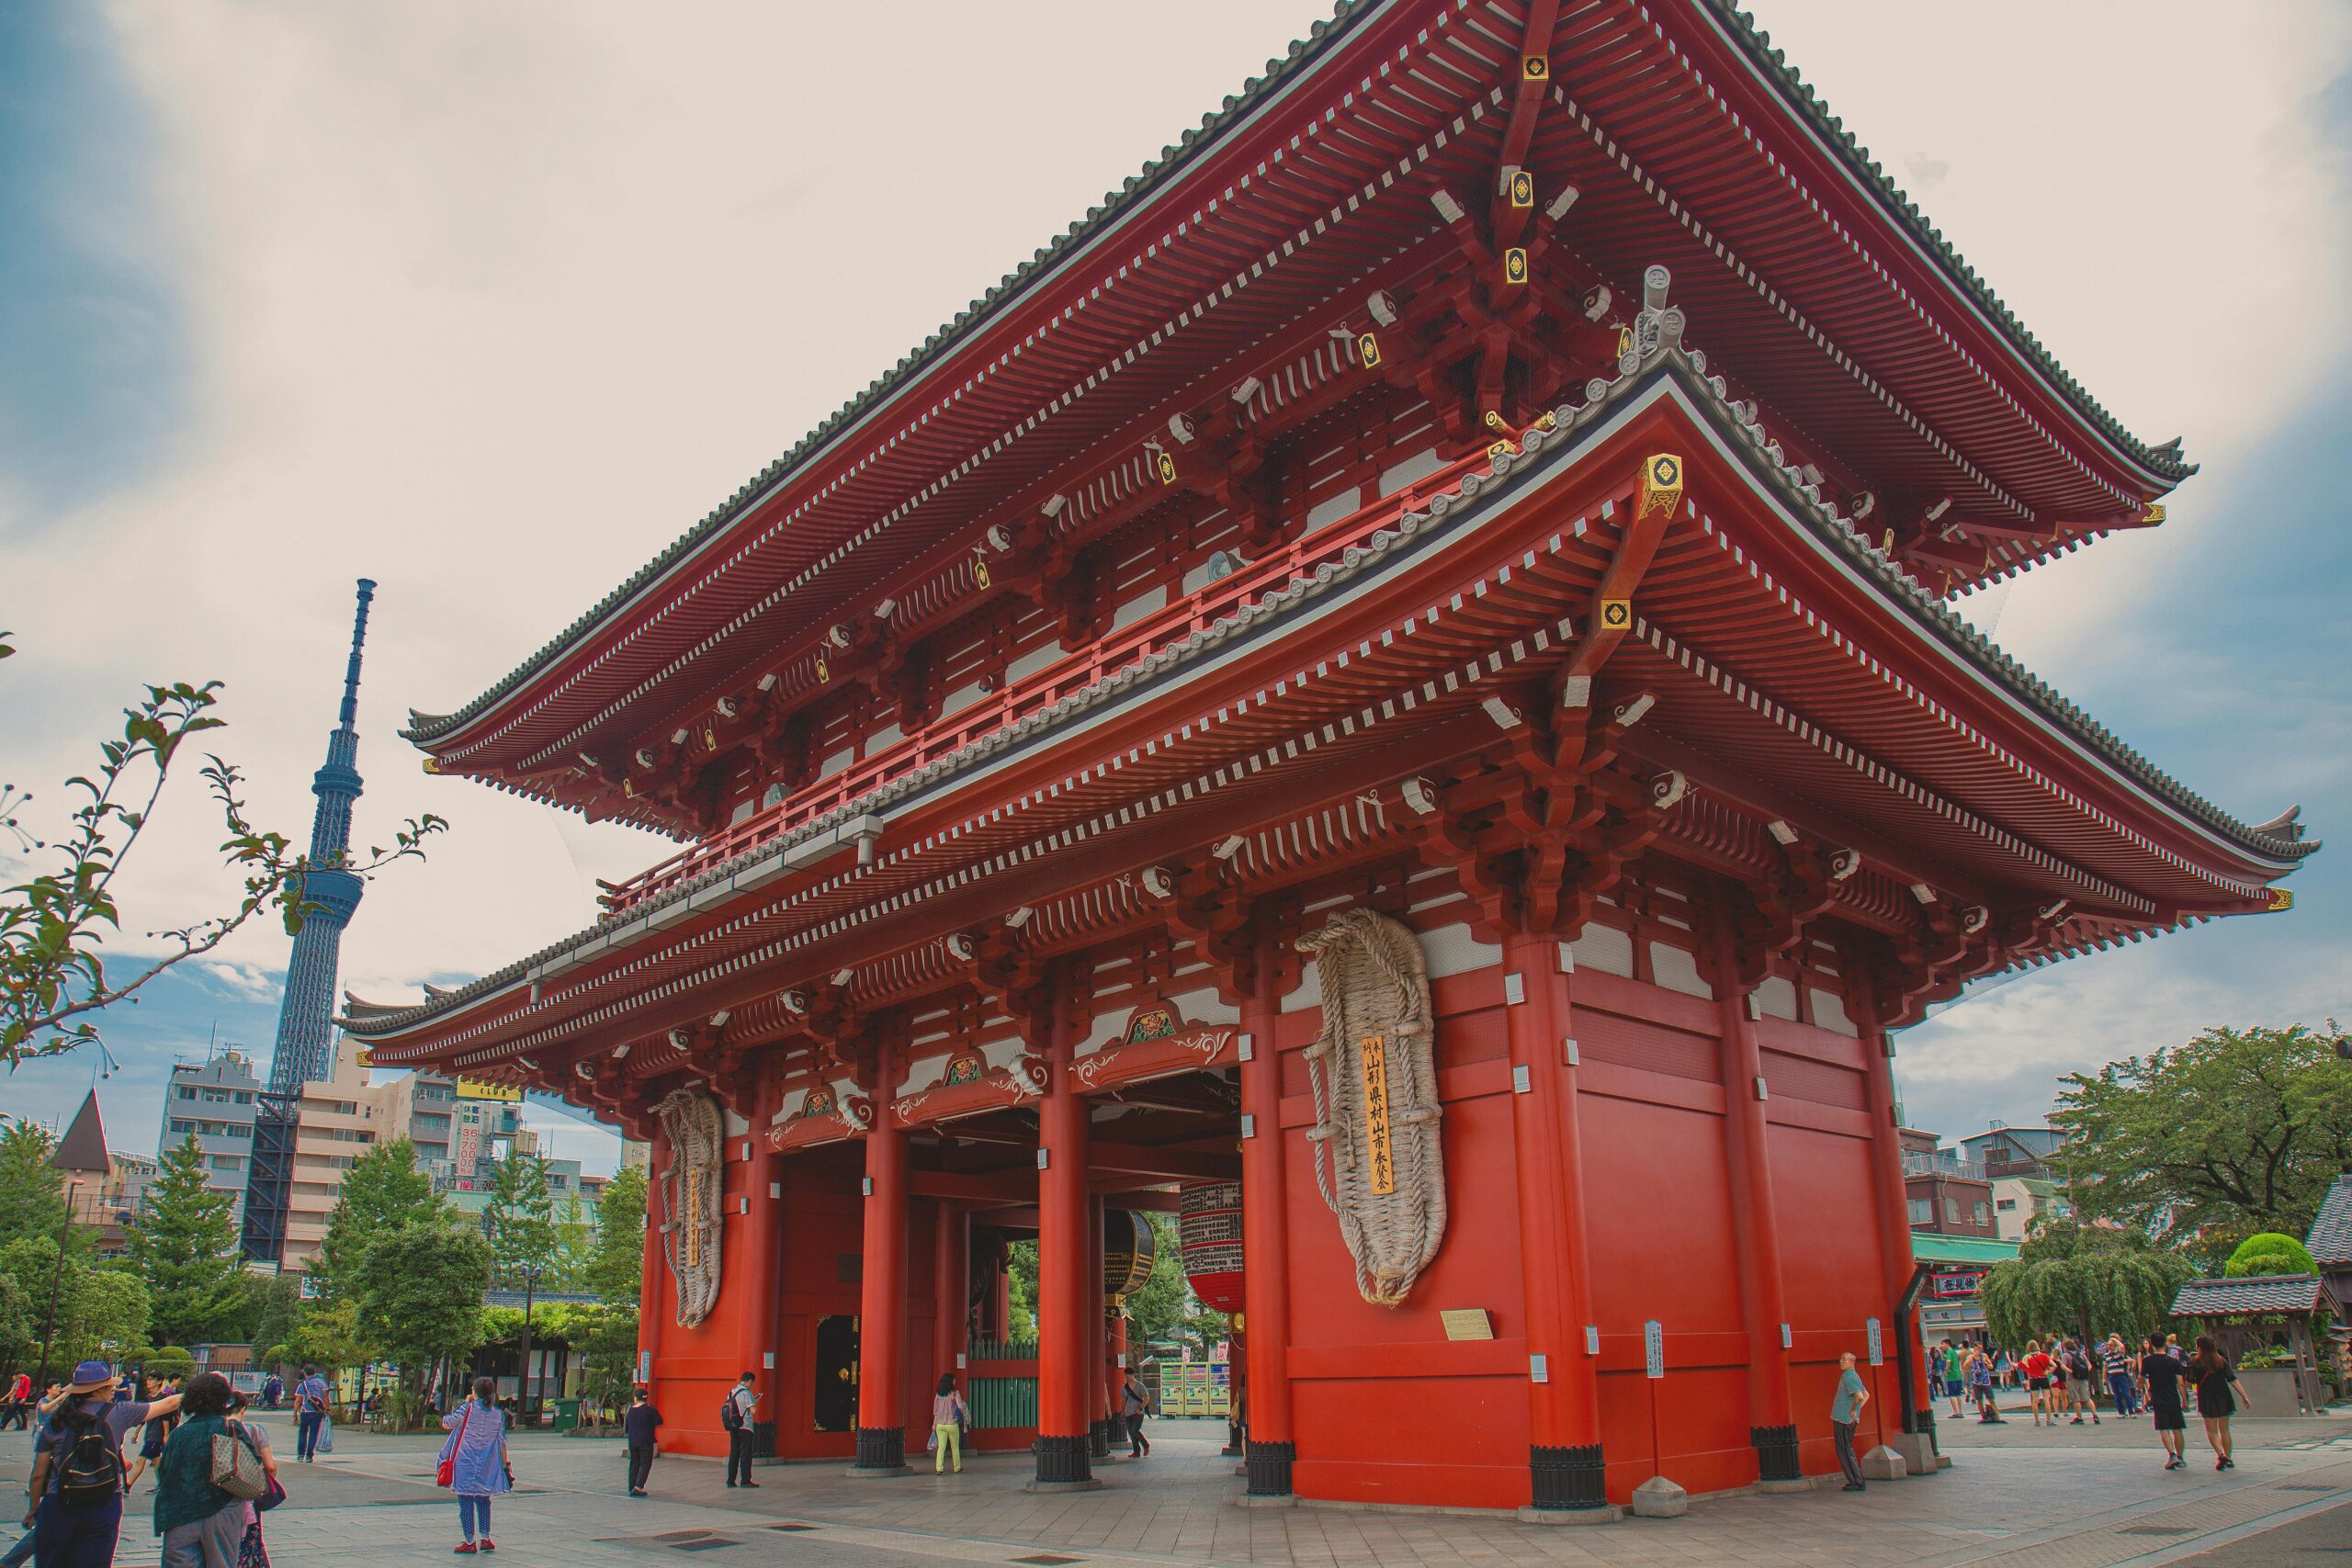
[[290, 1369, 330, 1464], [21, 1360, 183, 1568], [718, 1374, 759, 1488], [153, 1372, 252, 1568]]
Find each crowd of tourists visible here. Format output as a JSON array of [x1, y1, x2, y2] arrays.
[[1935, 1333, 2252, 1470]]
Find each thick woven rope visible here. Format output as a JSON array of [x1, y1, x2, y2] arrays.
[[1299, 908, 1446, 1305], [655, 1088, 726, 1327]]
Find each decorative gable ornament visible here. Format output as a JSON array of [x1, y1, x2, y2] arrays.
[[654, 1087, 725, 1327], [1299, 908, 1445, 1305]]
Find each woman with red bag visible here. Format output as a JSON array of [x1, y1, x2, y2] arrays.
[[436, 1379, 512, 1553]]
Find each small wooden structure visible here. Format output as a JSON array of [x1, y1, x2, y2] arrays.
[[2167, 1275, 2330, 1416]]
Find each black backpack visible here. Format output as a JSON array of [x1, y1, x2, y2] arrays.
[[719, 1393, 742, 1432], [56, 1410, 124, 1506]]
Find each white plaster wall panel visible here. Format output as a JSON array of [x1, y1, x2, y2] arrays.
[[1568, 923, 1634, 977], [1110, 583, 1169, 630], [941, 680, 989, 716], [1377, 447, 1444, 495], [1008, 642, 1061, 683], [1756, 976, 1800, 1021], [1648, 942, 1714, 999], [1809, 987, 1859, 1036], [1422, 922, 1503, 980]]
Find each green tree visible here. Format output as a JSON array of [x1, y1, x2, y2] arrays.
[[2053, 1023, 2352, 1251], [567, 1303, 641, 1427], [1005, 1239, 1038, 1342], [288, 1300, 378, 1372], [581, 1164, 645, 1301], [53, 1260, 150, 1371], [482, 1149, 557, 1281], [0, 1235, 148, 1377], [1978, 1221, 2194, 1352], [358, 1222, 490, 1407], [242, 1273, 301, 1359], [125, 1134, 245, 1347], [1122, 1213, 1227, 1360], [141, 1346, 196, 1380], [0, 1271, 35, 1373], [313, 1138, 445, 1303], [0, 656, 445, 1066], [549, 1193, 596, 1293], [0, 1122, 70, 1245], [2223, 1233, 2318, 1278]]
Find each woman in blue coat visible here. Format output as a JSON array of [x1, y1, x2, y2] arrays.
[[438, 1377, 512, 1552]]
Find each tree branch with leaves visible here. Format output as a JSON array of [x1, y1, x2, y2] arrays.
[[1, 644, 446, 1067]]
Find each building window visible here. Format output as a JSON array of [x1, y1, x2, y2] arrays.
[[1943, 1197, 1960, 1222], [170, 1119, 193, 1134], [234, 1091, 254, 1104], [1996, 1198, 2016, 1212], [1907, 1198, 1931, 1224], [175, 1086, 197, 1100], [1974, 1201, 1989, 1224], [202, 1089, 229, 1103], [209, 1156, 243, 1171]]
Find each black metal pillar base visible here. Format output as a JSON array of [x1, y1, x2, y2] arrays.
[[1221, 1417, 1244, 1457], [1090, 1416, 1114, 1459], [847, 1426, 910, 1477], [1529, 1442, 1608, 1510], [1244, 1438, 1295, 1497], [752, 1420, 777, 1461], [1030, 1433, 1098, 1491], [1750, 1424, 1801, 1483]]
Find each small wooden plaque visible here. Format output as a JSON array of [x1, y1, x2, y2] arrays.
[[1440, 1309, 1494, 1342]]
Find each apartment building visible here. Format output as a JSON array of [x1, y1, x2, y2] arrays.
[[158, 1049, 266, 1226]]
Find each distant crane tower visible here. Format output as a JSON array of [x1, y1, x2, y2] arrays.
[[241, 579, 376, 1265]]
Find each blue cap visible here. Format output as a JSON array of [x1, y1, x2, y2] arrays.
[[65, 1360, 115, 1392]]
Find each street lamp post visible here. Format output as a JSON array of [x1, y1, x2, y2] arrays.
[[36, 1179, 83, 1387]]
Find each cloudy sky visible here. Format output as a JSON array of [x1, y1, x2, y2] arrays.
[[4, 1, 2347, 1171]]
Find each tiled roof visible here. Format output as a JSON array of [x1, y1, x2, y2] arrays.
[[406, 0, 2199, 752], [2168, 1274, 2326, 1317], [343, 328, 2301, 1046], [1911, 1235, 2021, 1268], [2307, 1174, 2352, 1268], [1697, 2, 2192, 484]]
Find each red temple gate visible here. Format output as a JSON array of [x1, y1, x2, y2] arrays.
[[346, 0, 2312, 1517]]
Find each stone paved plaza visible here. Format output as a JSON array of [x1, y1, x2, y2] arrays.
[[9, 1408, 2346, 1568]]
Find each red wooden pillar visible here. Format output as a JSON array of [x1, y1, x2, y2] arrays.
[[736, 1068, 785, 1459], [1034, 966, 1098, 1488], [931, 1201, 968, 1393], [1508, 929, 1609, 1513], [852, 1043, 913, 1475], [638, 1134, 667, 1431], [1238, 956, 1295, 1498], [1849, 968, 1928, 1462], [1709, 910, 1798, 1485], [1089, 1194, 1114, 1458]]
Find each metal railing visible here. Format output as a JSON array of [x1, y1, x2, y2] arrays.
[[599, 445, 1501, 914], [1902, 1150, 1987, 1181]]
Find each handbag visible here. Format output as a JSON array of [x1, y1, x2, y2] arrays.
[[436, 1405, 473, 1489], [237, 1518, 271, 1568], [210, 1423, 270, 1501], [314, 1415, 334, 1455], [256, 1473, 288, 1513]]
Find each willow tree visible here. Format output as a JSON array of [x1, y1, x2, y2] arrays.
[[1978, 1222, 2192, 1351]]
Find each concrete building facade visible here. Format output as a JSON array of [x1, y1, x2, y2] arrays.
[[159, 1049, 266, 1226]]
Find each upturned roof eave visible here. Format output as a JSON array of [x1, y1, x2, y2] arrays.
[[399, 0, 2195, 761], [1690, 0, 2194, 490], [344, 340, 2305, 1051]]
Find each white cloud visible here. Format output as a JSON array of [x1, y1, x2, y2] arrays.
[[1, 2, 2343, 1134], [195, 961, 279, 1002]]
